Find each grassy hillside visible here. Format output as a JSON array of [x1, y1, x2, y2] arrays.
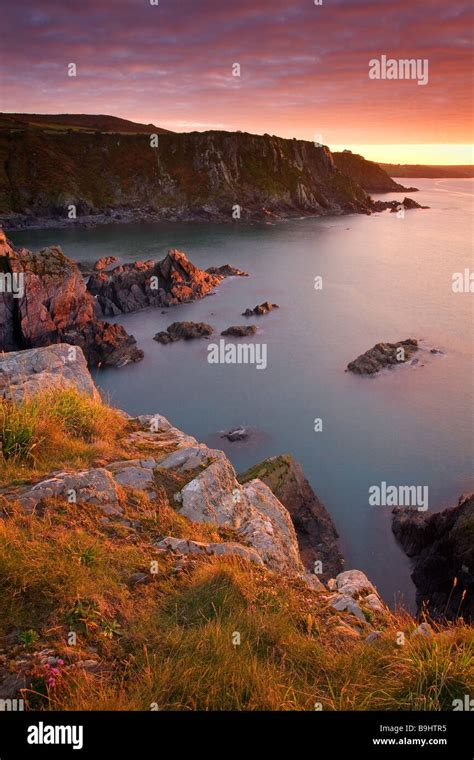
[[0, 389, 472, 711]]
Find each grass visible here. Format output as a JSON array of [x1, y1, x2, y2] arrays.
[[0, 389, 472, 711], [0, 388, 126, 486]]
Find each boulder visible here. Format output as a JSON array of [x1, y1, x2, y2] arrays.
[[4, 468, 122, 513], [347, 339, 418, 375], [93, 256, 118, 271], [0, 344, 99, 402], [239, 454, 343, 580], [154, 321, 214, 344]]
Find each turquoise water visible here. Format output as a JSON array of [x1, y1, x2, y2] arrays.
[[10, 179, 474, 609]]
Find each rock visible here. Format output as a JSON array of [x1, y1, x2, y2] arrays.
[[221, 427, 249, 442], [238, 454, 343, 580], [0, 344, 100, 402], [413, 622, 433, 639], [3, 468, 122, 513], [242, 301, 279, 317], [333, 569, 377, 598], [392, 494, 474, 621], [221, 325, 257, 337], [0, 232, 143, 368], [371, 197, 429, 212], [332, 151, 418, 194], [206, 265, 249, 277], [106, 461, 156, 493], [88, 249, 222, 315], [365, 631, 382, 643], [93, 256, 118, 271], [128, 572, 153, 587], [331, 594, 366, 622], [156, 537, 264, 566], [347, 339, 418, 375], [154, 321, 214, 344], [158, 446, 222, 472]]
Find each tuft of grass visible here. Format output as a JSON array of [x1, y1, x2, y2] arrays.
[[0, 388, 126, 486]]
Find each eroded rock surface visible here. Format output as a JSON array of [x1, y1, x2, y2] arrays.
[[347, 339, 418, 375]]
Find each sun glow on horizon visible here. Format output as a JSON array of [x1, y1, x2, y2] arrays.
[[329, 144, 474, 166]]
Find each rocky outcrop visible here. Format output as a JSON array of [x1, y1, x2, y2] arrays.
[[392, 495, 474, 621], [347, 339, 418, 375], [88, 249, 223, 316], [221, 325, 257, 337], [328, 570, 385, 622], [0, 344, 99, 402], [333, 152, 418, 193], [0, 231, 143, 367], [242, 301, 279, 317], [156, 537, 264, 566], [154, 321, 214, 344], [239, 454, 344, 580], [371, 197, 428, 212]]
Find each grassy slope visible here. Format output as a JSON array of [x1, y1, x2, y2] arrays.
[[0, 390, 472, 711]]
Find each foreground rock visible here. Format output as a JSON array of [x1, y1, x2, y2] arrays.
[[221, 325, 257, 337], [0, 344, 100, 402], [347, 339, 418, 375], [0, 232, 143, 367], [328, 570, 385, 622], [239, 454, 344, 580], [392, 495, 474, 621], [242, 301, 279, 317], [156, 537, 264, 566], [154, 321, 214, 344], [88, 249, 223, 316]]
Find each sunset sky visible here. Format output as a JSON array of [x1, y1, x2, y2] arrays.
[[1, 0, 473, 164]]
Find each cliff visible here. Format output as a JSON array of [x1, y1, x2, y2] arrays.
[[0, 118, 374, 224], [0, 344, 471, 711], [333, 151, 418, 193]]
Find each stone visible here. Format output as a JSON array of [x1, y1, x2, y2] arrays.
[[221, 427, 249, 442], [221, 326, 257, 337], [156, 537, 264, 565], [4, 468, 121, 513], [0, 344, 100, 402], [242, 301, 279, 317]]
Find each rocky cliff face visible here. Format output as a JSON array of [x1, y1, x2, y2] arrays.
[[392, 495, 474, 621], [0, 127, 374, 224], [333, 152, 418, 193], [0, 231, 142, 367]]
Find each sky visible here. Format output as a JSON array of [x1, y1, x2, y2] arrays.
[[1, 0, 473, 164]]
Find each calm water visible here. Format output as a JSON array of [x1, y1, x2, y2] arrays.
[[10, 179, 474, 610]]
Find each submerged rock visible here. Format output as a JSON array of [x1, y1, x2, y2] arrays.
[[221, 427, 249, 442], [154, 321, 214, 344], [392, 494, 474, 621], [238, 453, 344, 580], [347, 339, 418, 375]]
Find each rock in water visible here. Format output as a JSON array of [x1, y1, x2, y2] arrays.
[[206, 265, 249, 277], [392, 494, 474, 621], [154, 322, 214, 344], [347, 339, 418, 375], [238, 454, 344, 580], [88, 249, 223, 316], [93, 255, 118, 271], [221, 325, 257, 337], [242, 301, 279, 317], [0, 231, 143, 367], [221, 427, 249, 442]]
